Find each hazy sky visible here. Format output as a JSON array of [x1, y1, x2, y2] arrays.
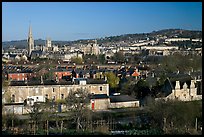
[[2, 2, 202, 41]]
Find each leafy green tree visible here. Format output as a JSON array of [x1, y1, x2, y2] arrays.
[[83, 54, 98, 64], [112, 51, 125, 63], [98, 54, 106, 64], [105, 72, 120, 89], [119, 79, 135, 96], [71, 57, 83, 64], [133, 79, 150, 99]]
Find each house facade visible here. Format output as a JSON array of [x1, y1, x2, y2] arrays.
[[156, 79, 202, 101], [7, 72, 33, 81], [4, 84, 109, 104]]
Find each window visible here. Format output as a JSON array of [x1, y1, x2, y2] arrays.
[[45, 94, 48, 100], [52, 96, 55, 101], [61, 94, 64, 99], [53, 88, 55, 92], [11, 94, 15, 102], [100, 86, 102, 91]]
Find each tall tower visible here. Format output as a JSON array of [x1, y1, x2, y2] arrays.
[[27, 24, 34, 57], [92, 39, 100, 55], [46, 37, 52, 48]]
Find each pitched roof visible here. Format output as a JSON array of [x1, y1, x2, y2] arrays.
[[132, 71, 140, 77]]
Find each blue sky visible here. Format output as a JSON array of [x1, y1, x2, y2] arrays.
[[2, 2, 202, 41]]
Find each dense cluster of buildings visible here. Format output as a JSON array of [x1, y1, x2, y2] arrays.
[[2, 26, 202, 115], [2, 26, 202, 64]]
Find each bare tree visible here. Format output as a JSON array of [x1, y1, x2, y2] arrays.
[[65, 88, 91, 131]]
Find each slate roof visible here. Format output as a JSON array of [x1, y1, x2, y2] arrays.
[[9, 54, 18, 59], [109, 95, 138, 103], [87, 79, 107, 84], [9, 80, 73, 86], [89, 94, 109, 99], [31, 50, 46, 58]]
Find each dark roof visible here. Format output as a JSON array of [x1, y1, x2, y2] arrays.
[[90, 94, 109, 99], [31, 50, 45, 57], [7, 70, 33, 74], [9, 80, 73, 86], [31, 50, 43, 54], [4, 103, 24, 106], [9, 54, 18, 58], [87, 79, 107, 84], [160, 78, 174, 97], [53, 69, 72, 72], [74, 78, 87, 81], [109, 95, 138, 103]]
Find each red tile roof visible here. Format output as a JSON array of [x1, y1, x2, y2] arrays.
[[132, 71, 140, 77]]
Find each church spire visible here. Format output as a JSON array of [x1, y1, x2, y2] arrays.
[[29, 24, 32, 37], [27, 23, 34, 57]]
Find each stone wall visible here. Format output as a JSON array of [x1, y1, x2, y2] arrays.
[[109, 101, 140, 109], [92, 98, 110, 110], [3, 105, 27, 115]]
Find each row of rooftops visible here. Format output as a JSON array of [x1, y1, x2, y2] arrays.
[[9, 79, 107, 86], [3, 64, 145, 76], [2, 65, 39, 73]]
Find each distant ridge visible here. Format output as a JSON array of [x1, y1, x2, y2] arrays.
[[2, 29, 202, 49]]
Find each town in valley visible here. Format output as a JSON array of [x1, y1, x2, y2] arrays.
[[2, 2, 202, 135]]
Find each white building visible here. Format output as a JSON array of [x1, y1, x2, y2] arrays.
[[165, 38, 191, 42], [27, 96, 45, 106]]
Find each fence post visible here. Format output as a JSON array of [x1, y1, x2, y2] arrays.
[[46, 120, 49, 135], [195, 117, 197, 131], [61, 120, 63, 134]]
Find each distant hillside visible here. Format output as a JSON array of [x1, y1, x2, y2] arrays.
[[150, 29, 202, 38], [2, 29, 202, 49], [97, 29, 202, 43], [2, 39, 72, 49]]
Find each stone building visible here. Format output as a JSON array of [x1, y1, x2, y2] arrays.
[[80, 40, 100, 55], [5, 84, 109, 104], [156, 78, 202, 101], [3, 80, 140, 114]]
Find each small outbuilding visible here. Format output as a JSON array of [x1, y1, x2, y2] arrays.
[[109, 95, 140, 108]]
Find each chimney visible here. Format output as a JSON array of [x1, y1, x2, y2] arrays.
[[41, 76, 43, 84], [175, 81, 180, 90], [190, 79, 195, 88], [56, 76, 59, 83]]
